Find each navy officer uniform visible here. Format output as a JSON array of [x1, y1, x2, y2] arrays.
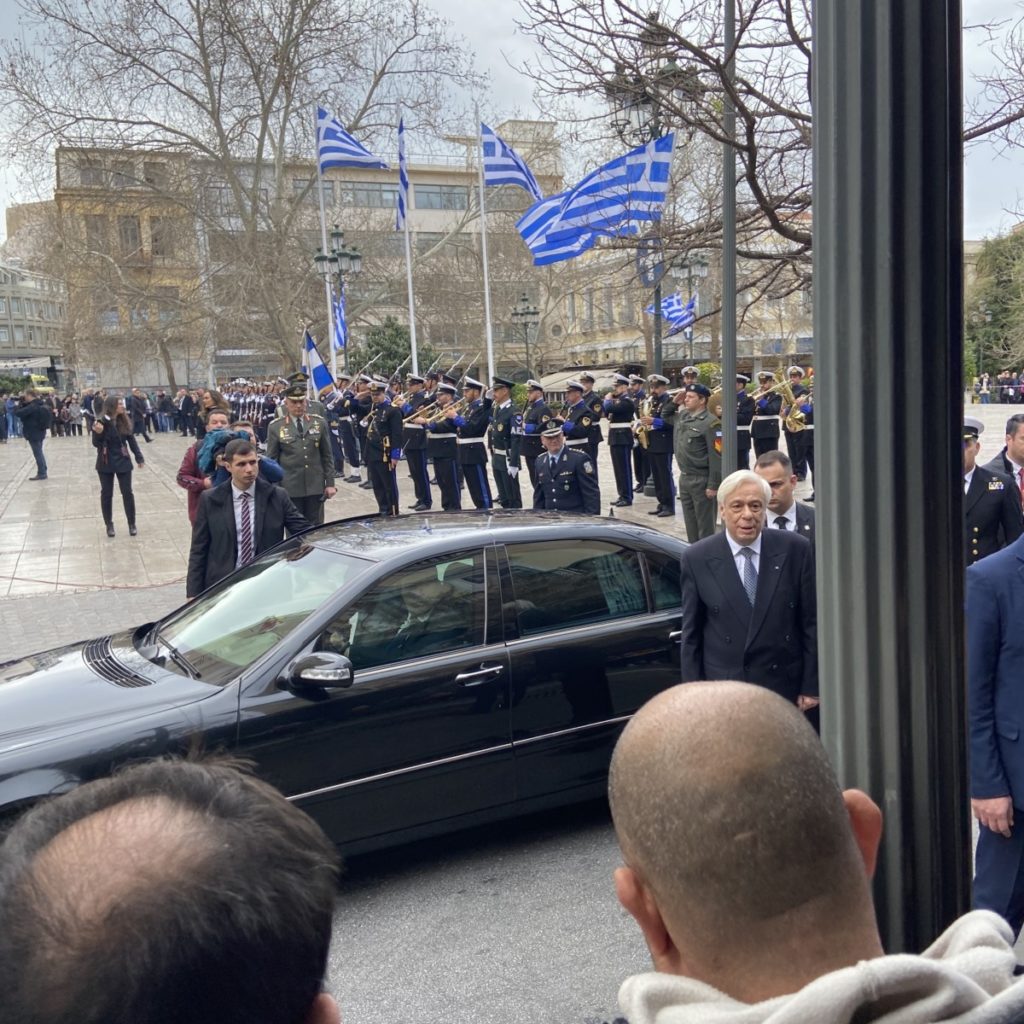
[[578, 371, 605, 477], [736, 374, 755, 470], [751, 371, 783, 458], [560, 380, 594, 454], [400, 374, 432, 511], [488, 376, 524, 509], [363, 381, 404, 516], [629, 374, 649, 489], [783, 366, 811, 479], [642, 374, 677, 518], [532, 424, 601, 515], [603, 373, 636, 507], [423, 384, 462, 511], [964, 417, 1024, 566], [451, 377, 493, 509], [521, 379, 554, 487]]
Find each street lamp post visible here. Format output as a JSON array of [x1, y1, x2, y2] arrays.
[[677, 256, 709, 364], [314, 224, 362, 376], [511, 292, 540, 378]]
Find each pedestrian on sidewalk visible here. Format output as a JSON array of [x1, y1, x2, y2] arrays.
[[128, 388, 153, 444], [177, 409, 231, 523], [14, 389, 52, 480], [92, 396, 145, 538]]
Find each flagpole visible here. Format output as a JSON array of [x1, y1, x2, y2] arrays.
[[314, 105, 339, 382], [398, 111, 420, 377], [475, 107, 496, 383]]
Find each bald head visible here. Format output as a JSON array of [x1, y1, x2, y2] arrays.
[[609, 683, 876, 961]]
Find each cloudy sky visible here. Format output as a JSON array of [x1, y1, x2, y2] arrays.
[[1, 0, 1022, 241]]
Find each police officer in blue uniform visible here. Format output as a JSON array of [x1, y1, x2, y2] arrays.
[[603, 373, 636, 507], [522, 379, 553, 487], [489, 376, 524, 509], [532, 423, 600, 515]]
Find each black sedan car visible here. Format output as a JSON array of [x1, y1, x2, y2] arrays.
[[0, 513, 686, 851]]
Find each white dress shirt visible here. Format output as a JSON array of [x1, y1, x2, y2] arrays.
[[771, 503, 798, 531], [964, 467, 975, 495], [232, 483, 256, 568], [725, 531, 763, 577]]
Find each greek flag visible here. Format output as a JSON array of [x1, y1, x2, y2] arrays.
[[333, 292, 347, 352], [645, 292, 697, 335], [316, 106, 388, 173], [396, 117, 409, 231], [304, 330, 334, 394], [517, 134, 675, 266], [481, 123, 543, 201]]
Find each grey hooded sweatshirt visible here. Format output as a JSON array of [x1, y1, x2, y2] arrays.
[[617, 911, 1024, 1024]]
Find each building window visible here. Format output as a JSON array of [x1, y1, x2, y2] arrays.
[[205, 186, 233, 215], [143, 161, 168, 190], [10, 297, 21, 315], [155, 286, 180, 324], [111, 160, 133, 188], [118, 216, 142, 257], [0, 327, 9, 343], [84, 214, 109, 254], [79, 161, 107, 187], [99, 308, 120, 332], [582, 289, 595, 331], [0, 298, 5, 314], [13, 325, 25, 343], [292, 179, 334, 205], [150, 216, 174, 257], [565, 292, 576, 323], [600, 286, 614, 328], [621, 290, 635, 325], [414, 184, 468, 210], [129, 306, 149, 327], [346, 181, 399, 209], [25, 325, 35, 343]]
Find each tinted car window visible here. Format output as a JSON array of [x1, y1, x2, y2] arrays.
[[645, 549, 682, 611], [320, 550, 486, 670], [506, 541, 645, 636]]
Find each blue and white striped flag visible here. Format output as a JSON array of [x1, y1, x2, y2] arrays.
[[517, 134, 675, 266], [645, 292, 697, 335], [396, 117, 409, 231], [303, 330, 334, 394], [332, 292, 347, 352], [316, 106, 388, 173], [480, 123, 543, 202]]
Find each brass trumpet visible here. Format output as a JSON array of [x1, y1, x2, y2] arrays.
[[402, 399, 436, 424], [416, 397, 468, 425]]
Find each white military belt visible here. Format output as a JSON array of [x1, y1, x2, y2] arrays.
[[404, 423, 424, 430], [566, 438, 589, 447], [737, 425, 751, 432], [457, 437, 486, 445], [751, 416, 779, 421], [608, 422, 633, 429]]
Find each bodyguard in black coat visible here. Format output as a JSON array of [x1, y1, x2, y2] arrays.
[[679, 470, 818, 708], [186, 444, 311, 597], [963, 417, 1023, 566]]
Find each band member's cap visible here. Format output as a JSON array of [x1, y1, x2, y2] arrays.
[[492, 376, 514, 389], [368, 381, 388, 393], [787, 366, 804, 377], [647, 374, 670, 386], [681, 365, 699, 375], [565, 379, 584, 393], [963, 416, 985, 440], [441, 374, 459, 386], [684, 383, 712, 398], [336, 372, 352, 382], [758, 370, 776, 380], [284, 385, 307, 399], [464, 376, 484, 390], [426, 371, 440, 381], [526, 379, 544, 391], [578, 371, 596, 383], [612, 373, 631, 385], [437, 383, 458, 396], [629, 374, 645, 384], [406, 374, 425, 385], [736, 374, 751, 384], [357, 374, 373, 384], [541, 423, 564, 438]]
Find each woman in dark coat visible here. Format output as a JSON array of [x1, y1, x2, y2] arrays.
[[92, 396, 145, 537]]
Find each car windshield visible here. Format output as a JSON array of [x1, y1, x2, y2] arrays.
[[152, 541, 372, 684]]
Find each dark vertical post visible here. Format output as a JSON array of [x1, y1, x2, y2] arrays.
[[720, 0, 737, 472], [653, 279, 663, 376], [813, 1, 969, 950]]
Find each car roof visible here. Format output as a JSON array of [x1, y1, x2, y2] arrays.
[[306, 511, 686, 561]]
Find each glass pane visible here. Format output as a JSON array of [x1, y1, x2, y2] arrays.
[[507, 541, 646, 636], [156, 542, 372, 684], [644, 550, 681, 611], [319, 550, 485, 670]]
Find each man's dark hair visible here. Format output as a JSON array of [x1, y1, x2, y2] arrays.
[[223, 437, 256, 462], [1005, 413, 1024, 438], [0, 757, 339, 1024], [754, 449, 793, 472]]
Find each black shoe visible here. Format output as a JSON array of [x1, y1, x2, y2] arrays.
[[106, 523, 115, 538], [413, 503, 431, 511], [407, 503, 420, 510], [129, 524, 138, 536], [358, 481, 373, 489], [144, 436, 152, 443], [346, 474, 361, 483], [656, 509, 676, 518], [28, 475, 47, 481], [612, 498, 630, 507], [647, 507, 663, 515]]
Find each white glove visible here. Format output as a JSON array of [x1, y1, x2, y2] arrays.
[[508, 466, 519, 479], [485, 388, 495, 401]]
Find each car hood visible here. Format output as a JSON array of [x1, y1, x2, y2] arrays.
[[0, 632, 221, 751]]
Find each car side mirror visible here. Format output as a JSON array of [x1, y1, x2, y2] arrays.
[[284, 652, 354, 692]]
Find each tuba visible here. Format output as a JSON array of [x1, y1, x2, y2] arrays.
[[779, 382, 807, 433], [707, 387, 724, 420]]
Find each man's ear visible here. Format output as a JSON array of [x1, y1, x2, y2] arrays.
[[304, 992, 340, 1024], [614, 865, 673, 962], [843, 789, 883, 878]]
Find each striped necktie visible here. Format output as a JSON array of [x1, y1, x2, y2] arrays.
[[739, 547, 757, 606], [239, 491, 254, 566]]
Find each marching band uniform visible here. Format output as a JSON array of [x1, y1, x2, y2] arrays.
[[603, 374, 636, 507], [401, 375, 432, 511], [452, 378, 493, 509], [578, 371, 605, 478], [364, 383, 403, 517], [489, 377, 524, 509], [751, 372, 783, 458], [783, 367, 810, 479], [629, 375, 650, 489], [736, 374, 755, 471], [522, 380, 554, 488], [425, 385, 462, 511], [644, 375, 677, 518]]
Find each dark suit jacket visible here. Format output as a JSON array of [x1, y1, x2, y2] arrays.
[[795, 501, 815, 548], [965, 465, 1023, 566], [982, 448, 1015, 479], [679, 529, 817, 702], [968, 534, 1024, 803], [186, 477, 311, 597]]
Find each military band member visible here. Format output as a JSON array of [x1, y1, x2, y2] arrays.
[[364, 381, 403, 516], [532, 423, 600, 515], [449, 377, 493, 509], [265, 385, 336, 526], [522, 380, 553, 487], [674, 383, 722, 541], [604, 374, 636, 507], [489, 377, 524, 509], [751, 370, 783, 458], [560, 380, 594, 456], [680, 365, 699, 388], [353, 376, 374, 489], [963, 417, 1024, 566], [333, 373, 361, 482], [578, 371, 605, 474], [736, 374, 755, 470], [418, 384, 461, 511], [639, 374, 677, 518], [629, 374, 650, 489], [400, 374, 432, 511], [783, 366, 810, 479]]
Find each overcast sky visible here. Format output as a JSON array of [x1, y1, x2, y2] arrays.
[[1, 0, 1022, 241]]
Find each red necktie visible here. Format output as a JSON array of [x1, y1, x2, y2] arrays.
[[1018, 467, 1024, 505]]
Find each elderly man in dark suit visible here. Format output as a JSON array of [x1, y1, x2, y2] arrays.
[[187, 439, 311, 598], [678, 469, 818, 713], [969, 532, 1024, 936], [963, 416, 1023, 566], [754, 449, 815, 548]]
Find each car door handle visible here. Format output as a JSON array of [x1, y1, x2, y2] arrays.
[[455, 664, 505, 687], [669, 630, 683, 643]]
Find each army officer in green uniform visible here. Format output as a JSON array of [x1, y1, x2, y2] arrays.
[[674, 382, 722, 542], [266, 385, 336, 525]]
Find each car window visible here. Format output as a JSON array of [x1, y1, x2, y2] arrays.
[[644, 549, 682, 611], [156, 542, 371, 684], [319, 549, 486, 670], [506, 541, 646, 636]]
